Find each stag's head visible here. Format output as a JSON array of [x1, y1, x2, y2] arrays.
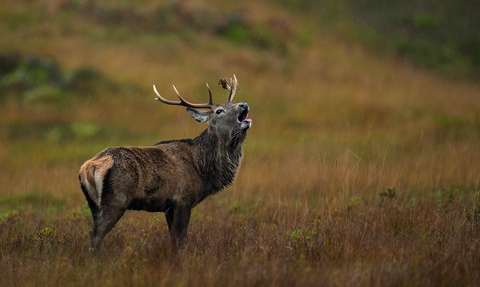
[[153, 75, 252, 145]]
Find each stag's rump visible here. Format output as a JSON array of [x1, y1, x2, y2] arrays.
[[78, 147, 115, 203]]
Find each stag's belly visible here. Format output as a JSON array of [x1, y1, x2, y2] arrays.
[[128, 196, 172, 212], [128, 182, 203, 212], [128, 179, 176, 212]]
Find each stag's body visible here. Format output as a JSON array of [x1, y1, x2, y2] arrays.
[[79, 76, 251, 251]]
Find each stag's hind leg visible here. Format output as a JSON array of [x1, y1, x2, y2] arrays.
[[80, 180, 103, 251], [89, 206, 126, 251], [88, 177, 130, 251]]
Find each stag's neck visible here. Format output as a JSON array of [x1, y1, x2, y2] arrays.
[[191, 127, 244, 195]]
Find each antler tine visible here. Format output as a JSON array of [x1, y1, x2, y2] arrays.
[[153, 85, 179, 105], [172, 85, 189, 105], [152, 84, 213, 109], [227, 74, 238, 103], [206, 83, 213, 105]]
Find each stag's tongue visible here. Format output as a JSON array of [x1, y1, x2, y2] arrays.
[[240, 118, 252, 130], [238, 108, 252, 129]]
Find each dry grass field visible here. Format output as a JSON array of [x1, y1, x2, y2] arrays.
[[1, 1, 480, 286]]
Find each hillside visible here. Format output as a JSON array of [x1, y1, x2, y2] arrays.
[[279, 0, 480, 77]]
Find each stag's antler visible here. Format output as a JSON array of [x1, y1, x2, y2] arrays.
[[153, 84, 213, 109], [218, 74, 238, 103], [228, 75, 238, 103]]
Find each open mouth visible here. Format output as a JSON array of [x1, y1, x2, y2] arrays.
[[237, 109, 251, 123]]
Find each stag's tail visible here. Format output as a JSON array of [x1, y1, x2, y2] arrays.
[[79, 156, 114, 208]]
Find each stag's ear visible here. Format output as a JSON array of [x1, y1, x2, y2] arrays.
[[186, 108, 209, 123]]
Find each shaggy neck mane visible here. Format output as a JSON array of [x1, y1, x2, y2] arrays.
[[191, 127, 245, 199]]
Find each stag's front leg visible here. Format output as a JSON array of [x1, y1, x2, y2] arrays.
[[167, 206, 191, 251], [165, 206, 174, 232]]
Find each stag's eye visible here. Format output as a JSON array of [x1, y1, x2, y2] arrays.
[[216, 109, 225, 115]]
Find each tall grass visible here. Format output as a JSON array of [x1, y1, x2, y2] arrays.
[[1, 0, 480, 286]]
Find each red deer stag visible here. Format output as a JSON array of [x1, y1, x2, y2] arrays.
[[79, 75, 251, 251]]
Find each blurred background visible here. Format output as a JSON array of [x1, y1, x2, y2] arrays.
[[1, 0, 479, 213], [1, 1, 480, 285]]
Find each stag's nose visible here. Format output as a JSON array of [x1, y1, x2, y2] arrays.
[[238, 103, 249, 110]]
